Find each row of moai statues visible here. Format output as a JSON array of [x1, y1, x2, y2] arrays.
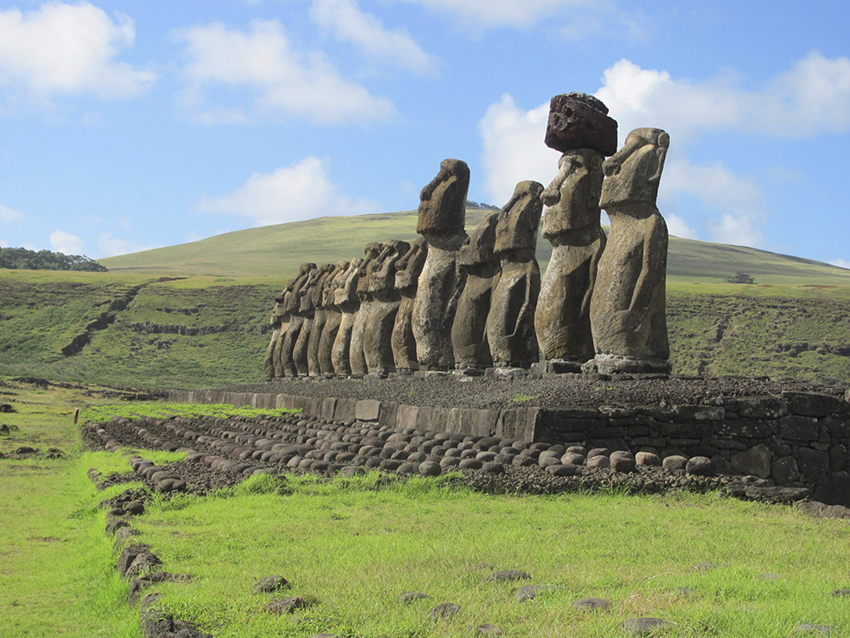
[[263, 92, 671, 378]]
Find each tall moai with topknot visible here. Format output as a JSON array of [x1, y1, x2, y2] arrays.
[[585, 127, 671, 375], [535, 93, 617, 372], [486, 180, 544, 372], [412, 159, 469, 372]]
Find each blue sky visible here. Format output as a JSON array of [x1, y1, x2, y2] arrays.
[[0, 0, 848, 269]]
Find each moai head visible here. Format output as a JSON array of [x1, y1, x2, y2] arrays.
[[599, 127, 669, 209], [416, 158, 470, 250], [334, 258, 363, 307], [494, 181, 544, 258], [310, 264, 334, 309], [323, 260, 349, 308], [356, 242, 382, 296], [394, 236, 428, 294], [368, 240, 410, 293], [459, 211, 499, 266], [298, 264, 323, 314], [284, 263, 316, 314], [541, 149, 604, 238]]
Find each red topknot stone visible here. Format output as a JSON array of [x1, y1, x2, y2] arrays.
[[544, 92, 618, 156]]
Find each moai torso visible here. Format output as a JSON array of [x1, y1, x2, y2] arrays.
[[535, 149, 607, 367], [280, 263, 314, 377], [391, 237, 427, 373], [412, 159, 469, 371], [293, 264, 327, 376], [331, 258, 362, 375], [486, 181, 544, 369], [589, 127, 670, 373], [350, 243, 381, 376], [364, 240, 410, 376], [306, 264, 335, 376], [318, 260, 349, 376], [451, 212, 500, 371]]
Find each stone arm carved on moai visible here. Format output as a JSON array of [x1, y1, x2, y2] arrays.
[[264, 285, 290, 378], [364, 240, 410, 376], [350, 242, 382, 376], [318, 260, 349, 376], [451, 211, 500, 372], [391, 237, 427, 373], [413, 159, 470, 371], [293, 263, 329, 376], [331, 258, 363, 375], [307, 264, 336, 377], [534, 92, 616, 373], [486, 180, 543, 370], [280, 263, 315, 377], [586, 127, 670, 375]]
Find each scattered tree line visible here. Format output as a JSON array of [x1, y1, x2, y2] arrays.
[[0, 247, 108, 272]]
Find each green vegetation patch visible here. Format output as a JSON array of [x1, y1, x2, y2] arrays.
[[82, 401, 300, 423]]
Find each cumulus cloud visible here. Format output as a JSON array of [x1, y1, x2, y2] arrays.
[[175, 19, 395, 124], [49, 228, 84, 255], [310, 0, 435, 74], [96, 233, 161, 258], [665, 214, 698, 240], [198, 156, 379, 226], [0, 204, 23, 223], [0, 2, 155, 103], [830, 258, 850, 270]]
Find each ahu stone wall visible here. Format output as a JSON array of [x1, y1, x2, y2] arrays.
[[168, 388, 849, 506]]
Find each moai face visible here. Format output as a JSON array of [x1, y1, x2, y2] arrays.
[[416, 158, 470, 246], [298, 264, 323, 313], [323, 260, 349, 308], [541, 150, 604, 238], [459, 212, 499, 267], [494, 180, 544, 256], [368, 240, 410, 293], [310, 264, 334, 308], [356, 242, 382, 296], [394, 237, 427, 293], [284, 263, 316, 314], [334, 258, 362, 307], [599, 127, 669, 209]]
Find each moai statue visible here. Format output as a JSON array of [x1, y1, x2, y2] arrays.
[[486, 181, 544, 371], [586, 127, 671, 375], [349, 243, 382, 376], [391, 237, 427, 374], [364, 240, 410, 376], [293, 264, 328, 376], [451, 212, 500, 373], [280, 263, 315, 377], [331, 258, 363, 376], [306, 264, 337, 377], [535, 93, 617, 372], [412, 159, 469, 371], [264, 282, 293, 378], [318, 260, 349, 376]]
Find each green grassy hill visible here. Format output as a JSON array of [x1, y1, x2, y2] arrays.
[[2, 209, 849, 389]]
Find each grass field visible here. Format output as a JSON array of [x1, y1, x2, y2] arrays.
[[2, 384, 848, 637]]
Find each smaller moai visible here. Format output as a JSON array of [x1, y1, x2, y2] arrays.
[[535, 92, 616, 372], [293, 264, 328, 376], [331, 258, 363, 376], [318, 260, 349, 376], [391, 237, 427, 374], [586, 127, 671, 375], [280, 263, 315, 377], [412, 159, 469, 372], [307, 263, 338, 376], [265, 280, 293, 378], [349, 243, 382, 376], [486, 180, 544, 372], [451, 212, 500, 373], [364, 240, 410, 376]]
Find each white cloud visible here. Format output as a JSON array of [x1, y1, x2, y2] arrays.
[[175, 19, 395, 125], [310, 0, 435, 74], [198, 156, 379, 226], [0, 204, 23, 223], [0, 2, 155, 103], [96, 233, 161, 258], [665, 214, 698, 240], [830, 258, 850, 270], [49, 228, 84, 255], [0, 238, 7, 248]]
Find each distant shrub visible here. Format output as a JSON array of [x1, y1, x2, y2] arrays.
[[0, 247, 107, 272], [725, 272, 755, 284]]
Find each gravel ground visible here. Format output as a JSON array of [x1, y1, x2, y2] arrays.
[[226, 374, 845, 412]]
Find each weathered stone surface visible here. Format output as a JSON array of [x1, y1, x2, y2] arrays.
[[636, 451, 661, 466], [306, 264, 336, 376], [623, 617, 671, 636], [572, 597, 613, 611], [738, 397, 788, 419], [544, 92, 618, 156], [771, 455, 799, 484], [253, 576, 290, 594], [686, 456, 714, 476], [796, 448, 830, 484], [430, 602, 461, 620], [315, 261, 348, 376], [731, 444, 771, 479], [487, 181, 543, 368], [364, 240, 410, 376], [778, 416, 820, 441], [452, 213, 500, 370], [783, 391, 846, 417], [662, 454, 687, 471], [392, 237, 427, 373], [586, 128, 670, 375], [350, 243, 382, 376], [413, 160, 469, 371], [331, 259, 362, 375]]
